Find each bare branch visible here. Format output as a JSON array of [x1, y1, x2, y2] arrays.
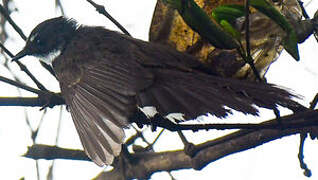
[[0, 4, 26, 40], [86, 0, 131, 36], [244, 0, 261, 81], [0, 75, 43, 94], [55, 0, 65, 16], [24, 110, 318, 179], [0, 96, 65, 107], [132, 109, 318, 131], [24, 144, 90, 161], [0, 41, 48, 91]]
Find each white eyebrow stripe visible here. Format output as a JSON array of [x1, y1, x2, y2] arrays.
[[29, 33, 38, 42]]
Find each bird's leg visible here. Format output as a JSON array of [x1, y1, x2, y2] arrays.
[[273, 107, 282, 125], [129, 109, 150, 129], [298, 133, 311, 177], [177, 131, 198, 157], [129, 110, 199, 157], [109, 148, 130, 179], [129, 109, 175, 131]]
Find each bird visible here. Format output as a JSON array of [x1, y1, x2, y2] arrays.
[[12, 16, 301, 166]]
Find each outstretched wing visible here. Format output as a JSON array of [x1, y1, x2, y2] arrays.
[[53, 29, 154, 166], [53, 26, 301, 166], [56, 61, 153, 165]]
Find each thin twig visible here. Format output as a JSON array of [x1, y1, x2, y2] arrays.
[[167, 171, 177, 180], [55, 106, 64, 144], [244, 0, 261, 81], [15, 61, 48, 91], [0, 75, 43, 94], [47, 106, 64, 180], [243, 1, 277, 118], [2, 58, 42, 179], [0, 42, 48, 91], [245, 0, 251, 57], [145, 129, 165, 150], [86, 0, 131, 36], [55, 0, 65, 16], [297, 0, 310, 19], [310, 93, 318, 109], [35, 161, 40, 180], [27, 107, 48, 180], [0, 4, 26, 40], [0, 41, 14, 56], [132, 126, 151, 145], [0, 0, 9, 46], [32, 109, 48, 141], [125, 131, 143, 146], [151, 129, 164, 145], [0, 9, 52, 89]]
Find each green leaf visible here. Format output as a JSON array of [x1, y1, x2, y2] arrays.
[[250, 0, 299, 61], [220, 20, 241, 39], [212, 5, 245, 24], [162, 0, 239, 49]]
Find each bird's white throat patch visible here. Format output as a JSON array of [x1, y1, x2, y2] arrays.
[[37, 49, 62, 65]]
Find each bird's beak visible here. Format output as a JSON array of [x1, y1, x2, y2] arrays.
[[11, 48, 28, 62]]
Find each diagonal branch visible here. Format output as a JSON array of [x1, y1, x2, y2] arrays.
[[0, 75, 43, 94], [86, 0, 131, 36], [0, 4, 26, 40], [0, 42, 48, 91]]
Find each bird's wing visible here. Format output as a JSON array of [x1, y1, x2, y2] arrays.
[[125, 36, 218, 75], [53, 31, 154, 166], [120, 31, 301, 118], [53, 27, 301, 165]]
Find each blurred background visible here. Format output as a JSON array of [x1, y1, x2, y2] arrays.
[[0, 0, 317, 179]]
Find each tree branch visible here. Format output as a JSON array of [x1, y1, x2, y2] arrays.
[[86, 0, 131, 36], [0, 41, 48, 91], [0, 96, 65, 107], [132, 109, 318, 131], [0, 4, 26, 40], [0, 75, 43, 95], [24, 144, 90, 161], [24, 109, 318, 179]]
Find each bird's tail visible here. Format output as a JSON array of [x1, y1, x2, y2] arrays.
[[136, 69, 301, 120]]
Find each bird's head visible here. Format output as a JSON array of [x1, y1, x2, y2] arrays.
[[12, 16, 78, 64]]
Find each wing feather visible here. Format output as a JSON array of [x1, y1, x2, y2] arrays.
[[70, 93, 123, 165], [55, 42, 154, 165], [54, 26, 300, 166], [76, 84, 131, 127], [70, 97, 113, 165], [75, 87, 125, 143]]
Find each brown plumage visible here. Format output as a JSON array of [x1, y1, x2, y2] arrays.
[[12, 17, 301, 166]]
